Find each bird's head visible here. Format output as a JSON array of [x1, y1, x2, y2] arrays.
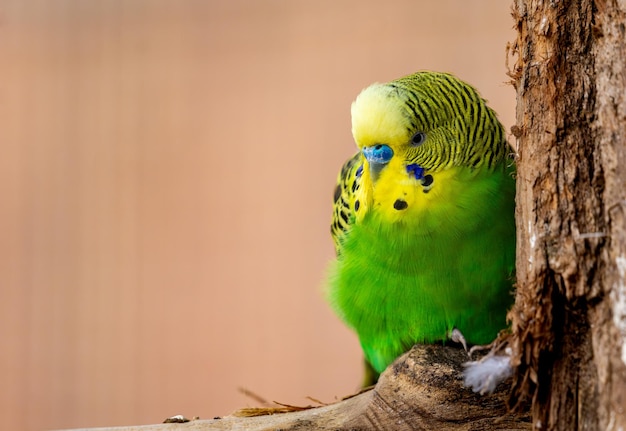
[[350, 72, 509, 226]]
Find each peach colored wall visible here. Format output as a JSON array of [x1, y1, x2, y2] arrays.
[[0, 1, 516, 430]]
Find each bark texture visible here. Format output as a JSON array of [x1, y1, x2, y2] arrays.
[[66, 346, 529, 431], [508, 0, 626, 429]]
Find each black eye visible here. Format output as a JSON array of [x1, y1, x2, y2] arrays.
[[410, 132, 426, 146]]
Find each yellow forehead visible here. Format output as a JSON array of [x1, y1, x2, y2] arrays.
[[351, 84, 411, 149]]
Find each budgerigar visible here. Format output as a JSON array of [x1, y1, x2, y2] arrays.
[[327, 71, 515, 384]]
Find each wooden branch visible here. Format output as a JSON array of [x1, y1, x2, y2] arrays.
[[67, 345, 530, 431]]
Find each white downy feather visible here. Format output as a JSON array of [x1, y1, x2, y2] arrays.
[[463, 349, 513, 395]]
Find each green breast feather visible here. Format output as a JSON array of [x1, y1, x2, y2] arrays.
[[327, 71, 516, 381]]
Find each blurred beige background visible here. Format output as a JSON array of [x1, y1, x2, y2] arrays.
[[0, 1, 516, 430]]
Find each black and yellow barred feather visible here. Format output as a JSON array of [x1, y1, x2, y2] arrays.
[[331, 152, 363, 253], [384, 73, 507, 171]]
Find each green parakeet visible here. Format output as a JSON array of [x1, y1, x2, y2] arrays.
[[327, 71, 515, 383]]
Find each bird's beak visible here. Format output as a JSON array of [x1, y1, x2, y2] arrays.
[[362, 144, 393, 182]]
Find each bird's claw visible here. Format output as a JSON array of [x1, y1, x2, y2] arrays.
[[450, 328, 471, 358]]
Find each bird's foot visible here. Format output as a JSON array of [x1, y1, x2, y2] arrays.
[[449, 328, 470, 358], [468, 340, 497, 358]]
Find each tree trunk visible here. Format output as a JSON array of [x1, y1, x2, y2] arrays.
[[508, 0, 626, 429]]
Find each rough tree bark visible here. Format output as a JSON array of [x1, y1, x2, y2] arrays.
[[508, 0, 626, 430]]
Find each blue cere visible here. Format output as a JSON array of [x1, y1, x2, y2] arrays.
[[363, 144, 393, 165], [406, 163, 425, 180]]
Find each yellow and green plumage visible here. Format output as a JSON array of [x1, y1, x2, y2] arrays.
[[328, 72, 515, 382]]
